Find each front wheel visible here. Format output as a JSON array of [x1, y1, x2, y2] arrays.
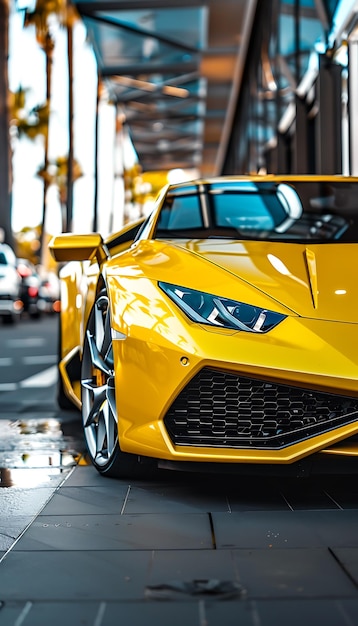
[[81, 288, 140, 478]]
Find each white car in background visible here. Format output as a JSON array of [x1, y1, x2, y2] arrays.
[[0, 243, 22, 324]]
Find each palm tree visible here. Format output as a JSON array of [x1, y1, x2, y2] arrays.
[[11, 86, 50, 140], [0, 0, 14, 248], [24, 2, 56, 257], [37, 154, 82, 231], [24, 0, 79, 256], [65, 2, 77, 233]]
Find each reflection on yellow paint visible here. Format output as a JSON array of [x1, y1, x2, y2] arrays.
[[267, 253, 307, 288], [267, 253, 290, 275]]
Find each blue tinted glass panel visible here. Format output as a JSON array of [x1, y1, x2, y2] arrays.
[[214, 195, 282, 230], [158, 195, 203, 230]]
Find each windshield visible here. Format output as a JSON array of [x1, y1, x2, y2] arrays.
[[153, 180, 358, 243]]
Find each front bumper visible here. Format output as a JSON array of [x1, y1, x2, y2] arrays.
[[0, 299, 22, 317], [112, 314, 358, 465]]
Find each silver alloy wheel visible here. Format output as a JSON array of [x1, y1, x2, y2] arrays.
[[81, 290, 118, 467]]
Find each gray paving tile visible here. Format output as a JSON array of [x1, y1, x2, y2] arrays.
[[5, 548, 341, 621], [148, 549, 242, 590], [0, 601, 99, 626], [307, 510, 358, 547], [0, 551, 151, 600], [213, 509, 358, 549], [332, 548, 358, 585], [39, 484, 129, 515], [322, 483, 358, 510], [202, 600, 258, 625], [280, 481, 340, 510], [226, 484, 289, 512], [328, 494, 358, 511], [123, 483, 230, 514], [12, 513, 213, 551], [255, 598, 358, 625], [212, 511, 323, 549], [232, 548, 357, 598], [61, 464, 111, 487], [0, 600, 201, 626], [96, 601, 200, 625]]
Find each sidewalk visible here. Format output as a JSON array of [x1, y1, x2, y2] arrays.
[[1, 462, 358, 625]]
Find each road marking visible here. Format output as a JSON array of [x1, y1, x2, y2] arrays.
[[22, 355, 57, 365], [0, 382, 17, 391], [0, 358, 12, 366], [20, 366, 58, 388], [94, 602, 107, 626], [0, 366, 58, 391], [14, 601, 33, 626], [7, 338, 46, 348], [0, 356, 56, 366]]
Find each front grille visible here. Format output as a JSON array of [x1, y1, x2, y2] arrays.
[[164, 368, 358, 449]]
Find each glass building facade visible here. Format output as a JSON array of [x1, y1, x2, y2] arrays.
[[221, 0, 358, 177]]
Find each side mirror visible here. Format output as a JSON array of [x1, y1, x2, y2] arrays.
[[49, 233, 109, 264]]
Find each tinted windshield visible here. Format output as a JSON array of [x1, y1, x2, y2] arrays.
[[153, 181, 358, 243]]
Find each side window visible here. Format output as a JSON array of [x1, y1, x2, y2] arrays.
[[157, 195, 202, 231]]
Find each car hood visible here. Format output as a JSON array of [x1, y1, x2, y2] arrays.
[[175, 240, 357, 323]]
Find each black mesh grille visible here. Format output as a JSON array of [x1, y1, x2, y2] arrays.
[[164, 368, 358, 449]]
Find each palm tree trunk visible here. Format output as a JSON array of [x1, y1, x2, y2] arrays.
[[0, 0, 13, 247], [66, 17, 73, 233], [93, 73, 100, 232], [39, 31, 53, 258]]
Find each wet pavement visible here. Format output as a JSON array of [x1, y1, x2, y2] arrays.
[[0, 406, 84, 553], [2, 458, 358, 624]]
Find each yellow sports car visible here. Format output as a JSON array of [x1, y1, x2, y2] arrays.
[[49, 175, 358, 478]]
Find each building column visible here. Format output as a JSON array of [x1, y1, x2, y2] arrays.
[[314, 54, 342, 174], [348, 28, 358, 175]]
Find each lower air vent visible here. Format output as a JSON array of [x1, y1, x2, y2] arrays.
[[164, 368, 358, 449]]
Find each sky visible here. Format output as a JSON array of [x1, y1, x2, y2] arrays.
[[8, 5, 103, 235]]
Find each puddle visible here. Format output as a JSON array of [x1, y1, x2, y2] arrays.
[[0, 417, 86, 488], [0, 464, 77, 488], [0, 416, 88, 551], [17, 418, 61, 435]]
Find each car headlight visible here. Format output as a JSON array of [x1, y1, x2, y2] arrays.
[[159, 282, 286, 333]]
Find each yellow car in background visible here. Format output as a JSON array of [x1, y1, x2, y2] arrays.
[[49, 175, 358, 478]]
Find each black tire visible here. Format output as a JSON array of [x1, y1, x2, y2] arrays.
[[3, 313, 17, 325], [81, 288, 141, 478]]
